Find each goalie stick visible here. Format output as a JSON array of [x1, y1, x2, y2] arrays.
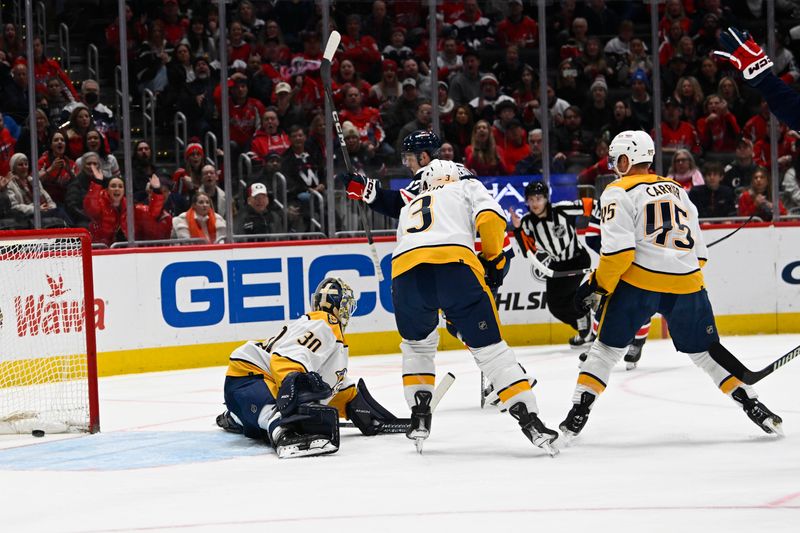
[[708, 342, 800, 385], [340, 372, 456, 433], [321, 30, 384, 281]]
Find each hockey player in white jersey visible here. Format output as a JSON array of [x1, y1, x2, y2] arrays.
[[560, 130, 783, 442], [392, 159, 559, 455], [216, 277, 402, 458]]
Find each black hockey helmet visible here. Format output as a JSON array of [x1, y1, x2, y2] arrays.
[[524, 181, 549, 198], [311, 277, 357, 327], [401, 130, 442, 158]]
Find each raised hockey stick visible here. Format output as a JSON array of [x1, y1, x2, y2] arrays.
[[525, 250, 590, 278], [321, 30, 384, 281], [706, 214, 756, 248], [708, 342, 800, 385], [340, 372, 456, 433]]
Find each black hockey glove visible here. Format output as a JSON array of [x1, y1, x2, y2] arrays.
[[478, 253, 506, 289], [345, 378, 400, 436], [276, 371, 332, 417], [574, 274, 607, 315]]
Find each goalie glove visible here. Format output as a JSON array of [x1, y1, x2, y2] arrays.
[[336, 172, 378, 203], [714, 27, 773, 83], [276, 372, 332, 417]]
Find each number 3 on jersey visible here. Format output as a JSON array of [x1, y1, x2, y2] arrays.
[[645, 199, 694, 249], [406, 195, 434, 233]]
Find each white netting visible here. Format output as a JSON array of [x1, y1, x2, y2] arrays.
[[0, 234, 93, 434]]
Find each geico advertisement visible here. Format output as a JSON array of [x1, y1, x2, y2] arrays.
[[89, 226, 800, 353]]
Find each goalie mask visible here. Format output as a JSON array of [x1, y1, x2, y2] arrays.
[[311, 277, 357, 327], [420, 159, 460, 192], [608, 130, 654, 176]]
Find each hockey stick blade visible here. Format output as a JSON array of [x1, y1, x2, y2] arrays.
[[339, 418, 412, 433], [526, 252, 589, 278], [708, 342, 800, 385], [323, 30, 341, 62]]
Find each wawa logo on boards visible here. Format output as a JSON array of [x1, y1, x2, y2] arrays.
[[11, 275, 105, 337]]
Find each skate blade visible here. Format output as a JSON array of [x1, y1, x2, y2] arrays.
[[559, 430, 579, 447], [414, 437, 425, 454], [276, 439, 338, 459], [764, 418, 785, 438], [538, 441, 560, 457], [625, 362, 638, 371]]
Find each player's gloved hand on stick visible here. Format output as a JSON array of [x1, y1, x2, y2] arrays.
[[713, 27, 773, 84], [574, 274, 607, 315], [479, 253, 506, 289], [336, 172, 378, 203]]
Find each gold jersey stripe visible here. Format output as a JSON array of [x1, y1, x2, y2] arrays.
[[328, 384, 357, 418], [719, 375, 743, 395], [391, 244, 484, 280], [225, 359, 267, 377], [621, 263, 705, 294], [269, 353, 307, 390]]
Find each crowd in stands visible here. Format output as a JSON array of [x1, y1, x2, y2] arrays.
[[2, 0, 800, 247]]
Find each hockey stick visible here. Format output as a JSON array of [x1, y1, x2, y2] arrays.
[[708, 342, 800, 385], [525, 251, 590, 278], [321, 30, 384, 281], [706, 214, 756, 248], [340, 372, 456, 433]]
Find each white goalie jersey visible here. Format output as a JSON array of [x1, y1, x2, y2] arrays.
[[595, 174, 708, 295], [226, 311, 356, 412]]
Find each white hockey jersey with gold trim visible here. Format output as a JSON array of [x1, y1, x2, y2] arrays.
[[391, 178, 507, 279], [596, 174, 708, 294], [225, 311, 356, 415]]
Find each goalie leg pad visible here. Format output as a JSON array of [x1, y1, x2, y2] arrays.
[[274, 404, 340, 458], [346, 378, 399, 436]]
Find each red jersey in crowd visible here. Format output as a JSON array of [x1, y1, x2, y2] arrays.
[[660, 120, 701, 154], [340, 34, 381, 74], [339, 106, 385, 145], [697, 113, 740, 152], [0, 128, 16, 176], [221, 97, 265, 149], [250, 130, 291, 160], [496, 16, 539, 47], [83, 182, 171, 245], [37, 152, 78, 205], [33, 58, 79, 98]]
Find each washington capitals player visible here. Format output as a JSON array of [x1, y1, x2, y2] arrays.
[[560, 130, 783, 442], [216, 277, 401, 458], [392, 159, 559, 455]]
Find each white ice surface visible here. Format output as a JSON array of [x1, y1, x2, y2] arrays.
[[1, 334, 799, 533]]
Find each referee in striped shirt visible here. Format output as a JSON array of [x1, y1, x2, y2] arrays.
[[511, 182, 595, 348]]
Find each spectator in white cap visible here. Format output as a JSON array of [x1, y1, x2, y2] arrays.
[[235, 182, 286, 237], [274, 81, 305, 131], [469, 73, 516, 123]]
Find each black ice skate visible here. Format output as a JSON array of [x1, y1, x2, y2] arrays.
[[406, 390, 433, 453], [624, 338, 646, 371], [274, 430, 339, 459], [216, 411, 243, 434], [508, 403, 559, 456], [559, 392, 596, 443], [731, 388, 784, 437], [569, 330, 595, 349]]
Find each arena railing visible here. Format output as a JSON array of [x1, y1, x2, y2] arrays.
[[36, 2, 47, 52], [204, 131, 219, 168], [230, 232, 328, 243], [58, 22, 70, 73], [142, 89, 157, 164], [174, 112, 188, 168], [109, 238, 208, 249], [87, 44, 100, 86]]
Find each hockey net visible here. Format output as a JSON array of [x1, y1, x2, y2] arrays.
[[0, 229, 99, 434]]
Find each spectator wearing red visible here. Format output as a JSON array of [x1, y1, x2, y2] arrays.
[[333, 59, 372, 106], [228, 21, 252, 65], [497, 0, 538, 48], [30, 37, 78, 99], [737, 167, 786, 221], [172, 142, 206, 195], [0, 112, 16, 176], [660, 97, 701, 155], [341, 15, 381, 80], [499, 120, 531, 171], [61, 79, 120, 151], [742, 99, 771, 143], [439, 0, 466, 24], [77, 130, 120, 182], [84, 173, 171, 246], [105, 2, 148, 63], [438, 81, 455, 125], [658, 20, 686, 66], [577, 140, 611, 185], [717, 76, 750, 128], [659, 0, 692, 38], [512, 65, 538, 128], [443, 105, 475, 161], [753, 126, 797, 170], [465, 120, 509, 176], [214, 73, 265, 151], [338, 85, 386, 149], [62, 105, 94, 160], [157, 0, 189, 47], [491, 100, 520, 152], [436, 37, 463, 81], [37, 130, 77, 205], [251, 107, 291, 161], [667, 149, 704, 190], [1, 23, 24, 63], [697, 94, 740, 153], [263, 20, 292, 64], [453, 0, 494, 51]]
